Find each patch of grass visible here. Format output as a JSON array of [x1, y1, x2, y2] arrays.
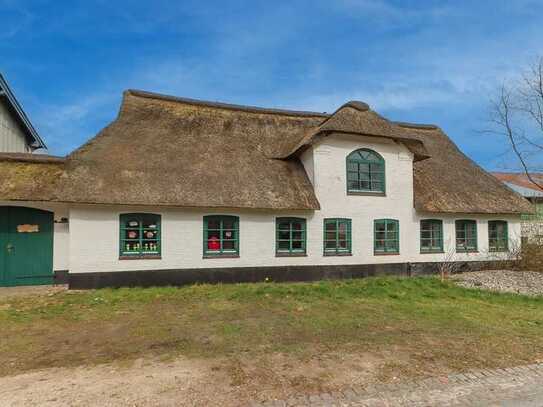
[[1, 277, 543, 378]]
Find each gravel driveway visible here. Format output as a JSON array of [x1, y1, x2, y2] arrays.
[[451, 270, 543, 296]]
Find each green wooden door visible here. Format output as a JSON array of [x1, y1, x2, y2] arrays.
[[0, 207, 54, 287]]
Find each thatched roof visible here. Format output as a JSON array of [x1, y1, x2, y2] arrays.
[[56, 90, 324, 210], [0, 90, 533, 214], [0, 153, 64, 201], [404, 125, 535, 214]]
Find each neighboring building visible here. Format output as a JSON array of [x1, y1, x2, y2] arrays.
[[492, 172, 543, 242], [0, 90, 534, 288], [0, 73, 46, 153]]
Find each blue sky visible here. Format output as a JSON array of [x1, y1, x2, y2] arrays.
[[1, 0, 542, 170]]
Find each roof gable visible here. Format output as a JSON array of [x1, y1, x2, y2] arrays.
[[0, 73, 46, 150]]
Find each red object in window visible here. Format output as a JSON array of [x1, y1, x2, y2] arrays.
[[208, 236, 220, 250]]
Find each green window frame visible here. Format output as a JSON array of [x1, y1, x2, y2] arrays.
[[346, 149, 385, 194], [420, 219, 443, 253], [203, 215, 239, 257], [488, 220, 508, 252], [119, 213, 161, 258], [455, 220, 478, 252], [276, 217, 307, 256], [323, 218, 352, 255], [374, 219, 399, 254]]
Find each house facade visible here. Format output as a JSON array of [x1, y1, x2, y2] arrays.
[[0, 90, 533, 288], [0, 73, 46, 153]]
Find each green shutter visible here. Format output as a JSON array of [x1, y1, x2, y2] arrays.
[[119, 213, 161, 259]]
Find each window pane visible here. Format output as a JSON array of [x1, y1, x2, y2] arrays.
[[292, 231, 303, 240], [278, 230, 290, 240], [125, 229, 139, 240], [278, 221, 291, 230], [325, 240, 337, 249], [223, 230, 235, 240], [325, 222, 336, 232], [207, 219, 220, 230], [278, 240, 290, 250], [222, 240, 235, 250], [292, 240, 303, 250], [222, 218, 236, 230], [325, 231, 336, 240]]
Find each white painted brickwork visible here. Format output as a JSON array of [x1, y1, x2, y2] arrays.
[[0, 101, 29, 153], [66, 134, 521, 274]]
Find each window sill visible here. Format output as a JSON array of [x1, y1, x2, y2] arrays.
[[276, 252, 307, 257], [456, 250, 479, 254], [347, 191, 386, 197], [374, 252, 399, 256], [323, 252, 352, 257], [119, 255, 162, 260], [203, 254, 240, 259], [420, 250, 445, 254], [489, 249, 509, 253]]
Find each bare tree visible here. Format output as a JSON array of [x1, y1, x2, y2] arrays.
[[489, 58, 543, 191]]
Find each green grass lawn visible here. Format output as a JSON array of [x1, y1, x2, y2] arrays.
[[2, 276, 543, 380]]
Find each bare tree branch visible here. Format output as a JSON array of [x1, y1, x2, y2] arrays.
[[489, 57, 543, 191]]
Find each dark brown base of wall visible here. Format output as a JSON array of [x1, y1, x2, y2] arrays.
[[54, 270, 69, 285], [67, 261, 513, 290]]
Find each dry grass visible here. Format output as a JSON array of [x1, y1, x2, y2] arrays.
[[1, 276, 543, 392]]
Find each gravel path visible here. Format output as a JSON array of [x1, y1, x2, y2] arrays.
[[451, 270, 543, 296], [252, 363, 543, 407]]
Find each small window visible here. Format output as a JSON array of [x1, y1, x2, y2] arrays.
[[374, 219, 399, 254], [420, 219, 443, 253], [120, 213, 161, 258], [276, 217, 306, 256], [456, 220, 477, 252], [489, 220, 508, 252], [323, 218, 352, 255], [204, 215, 239, 257], [346, 149, 385, 194]]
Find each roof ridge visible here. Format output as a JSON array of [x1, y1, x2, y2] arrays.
[[126, 89, 331, 118], [0, 152, 64, 163], [393, 121, 439, 130]]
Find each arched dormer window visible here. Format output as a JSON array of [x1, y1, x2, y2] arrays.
[[346, 149, 385, 194]]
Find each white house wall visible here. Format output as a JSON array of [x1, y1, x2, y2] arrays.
[[0, 102, 30, 153]]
